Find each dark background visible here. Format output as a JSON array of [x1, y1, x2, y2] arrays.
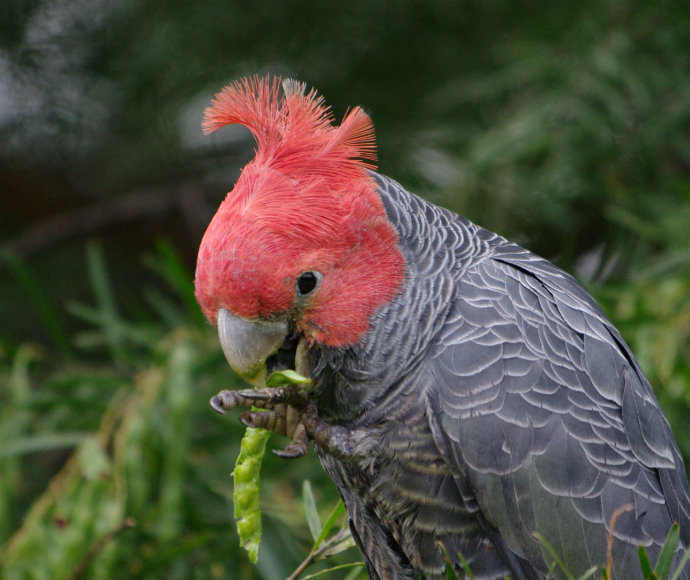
[[1, 1, 688, 578]]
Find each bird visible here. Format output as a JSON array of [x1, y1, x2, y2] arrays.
[[194, 75, 690, 580]]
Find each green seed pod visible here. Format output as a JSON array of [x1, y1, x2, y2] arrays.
[[231, 369, 311, 563], [232, 425, 270, 563]]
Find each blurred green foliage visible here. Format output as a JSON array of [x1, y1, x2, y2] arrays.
[[0, 243, 359, 579], [0, 0, 688, 578]]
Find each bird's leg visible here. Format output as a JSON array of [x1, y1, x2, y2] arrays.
[[211, 387, 370, 461]]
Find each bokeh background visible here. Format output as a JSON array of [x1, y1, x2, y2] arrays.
[[1, 1, 688, 579]]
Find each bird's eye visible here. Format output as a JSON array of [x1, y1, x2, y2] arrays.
[[296, 271, 321, 296]]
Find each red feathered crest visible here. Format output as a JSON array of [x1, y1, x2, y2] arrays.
[[195, 76, 404, 346], [202, 76, 377, 174]]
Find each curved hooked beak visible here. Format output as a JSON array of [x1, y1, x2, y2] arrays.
[[217, 308, 288, 382]]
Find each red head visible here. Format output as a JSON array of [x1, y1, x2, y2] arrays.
[[194, 76, 405, 347]]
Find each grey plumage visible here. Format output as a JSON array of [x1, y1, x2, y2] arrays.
[[308, 172, 690, 580]]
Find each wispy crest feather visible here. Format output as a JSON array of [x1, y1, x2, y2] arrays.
[[202, 75, 377, 171]]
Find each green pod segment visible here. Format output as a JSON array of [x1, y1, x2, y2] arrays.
[[232, 425, 271, 563], [231, 369, 311, 563]]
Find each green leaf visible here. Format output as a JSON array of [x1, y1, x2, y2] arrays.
[[655, 523, 679, 580], [266, 369, 312, 387], [639, 545, 657, 579], [533, 532, 575, 580], [576, 566, 600, 580], [669, 547, 690, 580], [0, 432, 87, 457], [302, 562, 366, 580], [313, 500, 345, 551], [302, 480, 321, 542], [455, 550, 474, 580], [321, 532, 356, 558]]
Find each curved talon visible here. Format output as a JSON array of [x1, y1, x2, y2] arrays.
[[210, 397, 227, 414], [210, 390, 236, 414], [273, 440, 309, 458], [273, 423, 309, 458], [239, 411, 264, 429]]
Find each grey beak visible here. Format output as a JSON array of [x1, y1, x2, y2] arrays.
[[217, 308, 288, 379]]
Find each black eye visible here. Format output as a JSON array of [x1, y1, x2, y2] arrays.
[[296, 271, 320, 296]]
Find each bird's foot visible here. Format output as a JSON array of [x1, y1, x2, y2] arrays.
[[210, 387, 358, 461]]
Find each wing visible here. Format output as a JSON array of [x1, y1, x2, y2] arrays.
[[425, 251, 690, 579]]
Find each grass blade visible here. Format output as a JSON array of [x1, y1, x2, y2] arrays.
[[533, 532, 575, 580], [638, 545, 656, 580], [669, 546, 690, 580], [145, 241, 206, 327], [85, 242, 128, 364], [655, 523, 679, 580], [1, 250, 71, 357]]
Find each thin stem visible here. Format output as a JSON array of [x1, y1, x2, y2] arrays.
[[286, 528, 352, 580]]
